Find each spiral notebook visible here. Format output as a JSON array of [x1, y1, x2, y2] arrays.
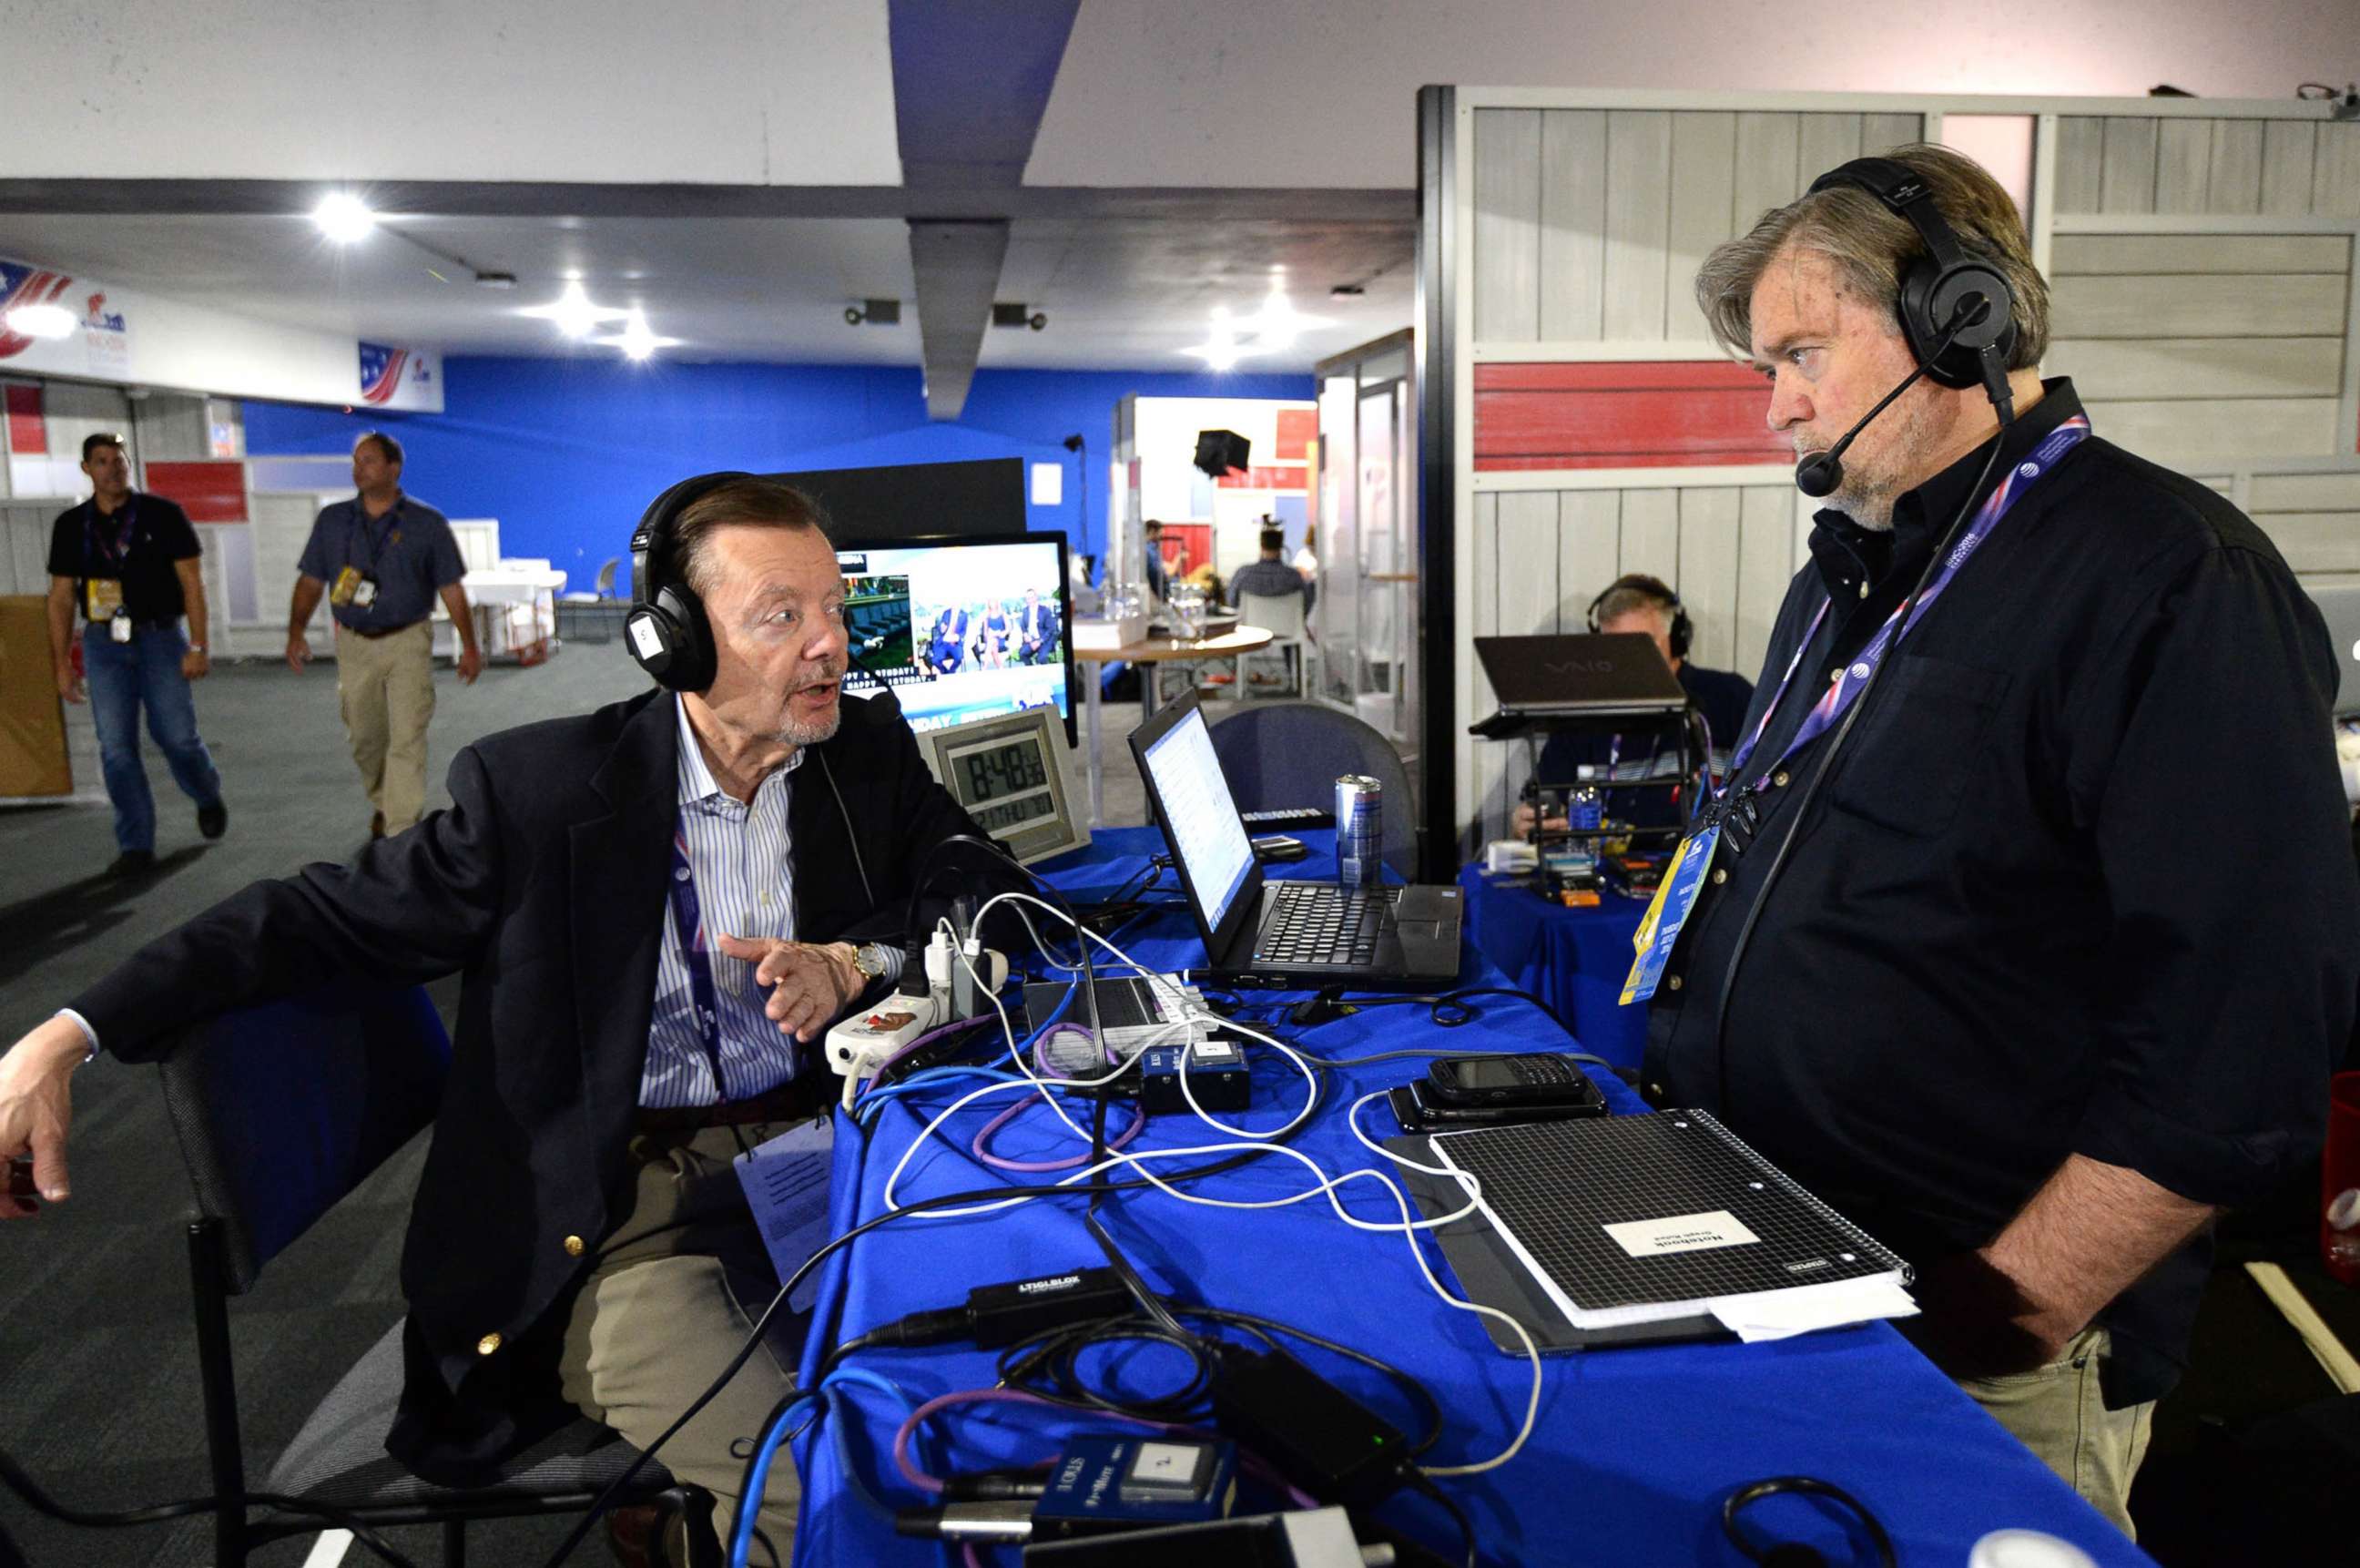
[[1412, 1111, 1915, 1347]]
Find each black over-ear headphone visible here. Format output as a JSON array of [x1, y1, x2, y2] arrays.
[[1805, 157, 2018, 393], [1586, 574, 1692, 662], [625, 471, 758, 692]]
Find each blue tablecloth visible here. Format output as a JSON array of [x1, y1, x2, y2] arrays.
[[1458, 863, 1653, 1068], [787, 829, 2149, 1567]]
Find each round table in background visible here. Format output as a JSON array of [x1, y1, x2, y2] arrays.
[[1075, 625, 1274, 824]]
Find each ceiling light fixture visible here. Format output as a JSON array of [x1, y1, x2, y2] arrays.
[[4, 303, 76, 340], [312, 192, 378, 244], [616, 309, 659, 361], [519, 280, 625, 340]]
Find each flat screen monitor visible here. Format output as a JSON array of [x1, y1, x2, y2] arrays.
[[835, 531, 1078, 747]]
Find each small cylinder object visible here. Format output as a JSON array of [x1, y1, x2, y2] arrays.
[[1336, 775, 1382, 888]]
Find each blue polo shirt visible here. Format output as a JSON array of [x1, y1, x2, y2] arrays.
[[297, 492, 468, 631]]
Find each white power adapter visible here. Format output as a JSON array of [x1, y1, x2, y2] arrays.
[[824, 991, 941, 1109]]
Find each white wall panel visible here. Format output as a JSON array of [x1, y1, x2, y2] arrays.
[[1602, 112, 1674, 341], [1474, 110, 1544, 342], [1540, 110, 1609, 341]]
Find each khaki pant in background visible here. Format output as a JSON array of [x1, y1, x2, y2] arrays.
[[335, 620, 436, 833], [1958, 1326, 2155, 1537], [558, 1122, 812, 1566]]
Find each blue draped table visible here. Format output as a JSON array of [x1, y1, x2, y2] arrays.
[[1456, 863, 1653, 1068], [784, 828, 2149, 1567]]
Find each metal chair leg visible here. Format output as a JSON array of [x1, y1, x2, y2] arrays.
[[442, 1516, 465, 1568]]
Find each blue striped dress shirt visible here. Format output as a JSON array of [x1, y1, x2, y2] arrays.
[[639, 697, 806, 1108]]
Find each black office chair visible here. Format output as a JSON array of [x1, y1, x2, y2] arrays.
[[156, 987, 718, 1567], [1207, 702, 1419, 880]]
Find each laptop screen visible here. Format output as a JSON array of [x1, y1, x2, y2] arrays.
[[1139, 704, 1256, 934]]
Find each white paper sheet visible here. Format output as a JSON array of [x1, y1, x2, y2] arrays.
[[1708, 1276, 1921, 1343]]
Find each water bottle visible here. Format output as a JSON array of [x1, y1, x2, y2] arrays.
[[1570, 780, 1603, 837]]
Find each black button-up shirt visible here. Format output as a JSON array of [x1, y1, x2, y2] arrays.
[[1641, 380, 2359, 1401]]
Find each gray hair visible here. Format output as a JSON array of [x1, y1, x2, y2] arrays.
[[1694, 142, 2049, 371], [671, 478, 834, 599]]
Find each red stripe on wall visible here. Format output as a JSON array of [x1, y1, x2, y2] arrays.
[[145, 460, 249, 524], [1274, 406, 1315, 460], [4, 384, 44, 455], [1473, 360, 1791, 471]]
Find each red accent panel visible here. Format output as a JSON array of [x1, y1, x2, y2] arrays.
[[5, 383, 45, 454], [145, 460, 249, 523], [1159, 524, 1212, 577], [1213, 463, 1307, 491], [1274, 406, 1315, 460], [1473, 361, 1790, 471]]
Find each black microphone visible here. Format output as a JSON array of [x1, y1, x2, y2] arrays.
[[1791, 295, 1986, 499]]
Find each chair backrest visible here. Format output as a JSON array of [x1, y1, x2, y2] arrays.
[[157, 986, 451, 1295], [1236, 589, 1306, 640], [594, 556, 621, 596], [1208, 702, 1418, 878]]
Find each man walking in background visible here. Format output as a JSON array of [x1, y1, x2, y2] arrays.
[[286, 431, 483, 838], [45, 433, 228, 876]]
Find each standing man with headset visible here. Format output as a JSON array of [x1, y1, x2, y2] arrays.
[[44, 432, 229, 875], [286, 431, 483, 840], [1, 475, 989, 1559], [1514, 574, 1755, 833], [1635, 145, 2355, 1532]]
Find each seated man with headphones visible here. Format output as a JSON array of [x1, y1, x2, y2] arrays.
[[1515, 574, 1755, 833], [0, 474, 992, 1559]]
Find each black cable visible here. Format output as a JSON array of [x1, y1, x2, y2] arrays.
[[1405, 1470, 1480, 1568], [994, 1313, 1218, 1421], [1722, 1474, 1897, 1567], [0, 1448, 423, 1568], [1181, 1307, 1444, 1457], [1707, 420, 2011, 1118]]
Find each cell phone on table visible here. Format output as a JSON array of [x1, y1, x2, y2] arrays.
[[1425, 1052, 1604, 1110]]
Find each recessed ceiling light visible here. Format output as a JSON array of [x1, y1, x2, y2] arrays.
[[518, 280, 624, 340], [4, 303, 76, 340], [312, 193, 377, 244], [596, 308, 680, 361]]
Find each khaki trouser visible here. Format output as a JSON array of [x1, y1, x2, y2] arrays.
[[1958, 1326, 2155, 1537], [335, 620, 435, 833], [557, 1122, 811, 1566]]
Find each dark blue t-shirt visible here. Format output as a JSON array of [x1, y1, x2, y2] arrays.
[[1531, 661, 1756, 828], [297, 493, 467, 631]]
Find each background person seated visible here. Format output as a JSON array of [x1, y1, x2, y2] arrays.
[[1515, 574, 1755, 835], [1227, 525, 1312, 618]]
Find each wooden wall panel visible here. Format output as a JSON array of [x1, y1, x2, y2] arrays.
[[1795, 114, 1861, 187], [1860, 113, 1924, 158], [2153, 118, 2212, 213], [2041, 337, 2345, 401], [2080, 398, 2342, 460], [2261, 121, 2319, 215], [2317, 123, 2360, 219], [2100, 117, 2159, 213], [1473, 109, 1542, 342], [1496, 493, 1562, 637], [1732, 112, 1801, 231], [1665, 112, 1738, 343], [2048, 272, 2346, 338], [2256, 514, 2360, 574], [1602, 111, 1673, 341], [2052, 117, 2105, 212], [1472, 361, 1789, 470], [1736, 486, 1795, 678], [2208, 120, 2263, 215], [1618, 488, 1680, 581], [2050, 233, 2349, 275], [2251, 473, 2360, 512], [1675, 487, 1742, 671], [1557, 491, 1622, 629], [1539, 109, 1608, 341]]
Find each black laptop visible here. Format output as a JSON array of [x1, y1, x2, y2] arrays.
[[1128, 692, 1462, 985], [1474, 633, 1690, 722]]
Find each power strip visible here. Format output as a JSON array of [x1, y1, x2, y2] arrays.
[[826, 991, 941, 1108]]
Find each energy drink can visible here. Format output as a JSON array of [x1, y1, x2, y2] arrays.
[[1336, 775, 1382, 888]]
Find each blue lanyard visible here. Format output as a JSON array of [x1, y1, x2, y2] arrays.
[[1724, 415, 2092, 797], [350, 498, 400, 575], [666, 831, 735, 1099]]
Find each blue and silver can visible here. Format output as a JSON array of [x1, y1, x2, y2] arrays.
[[1336, 774, 1383, 887]]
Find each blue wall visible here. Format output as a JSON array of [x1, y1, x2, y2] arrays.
[[243, 359, 1313, 591]]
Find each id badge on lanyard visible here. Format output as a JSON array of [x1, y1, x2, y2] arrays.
[[1620, 823, 1719, 1005]]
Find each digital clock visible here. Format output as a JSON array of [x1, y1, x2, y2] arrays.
[[914, 707, 1090, 864]]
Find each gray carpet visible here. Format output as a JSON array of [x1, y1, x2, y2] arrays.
[[0, 645, 1175, 1567]]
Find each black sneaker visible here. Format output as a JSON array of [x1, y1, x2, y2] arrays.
[[109, 850, 157, 878], [198, 801, 229, 840]]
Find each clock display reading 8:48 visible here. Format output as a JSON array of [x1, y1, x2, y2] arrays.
[[959, 738, 1049, 803]]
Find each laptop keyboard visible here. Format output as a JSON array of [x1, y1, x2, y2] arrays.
[[1256, 883, 1401, 967]]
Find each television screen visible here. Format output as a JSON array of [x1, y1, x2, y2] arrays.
[[834, 531, 1076, 747]]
